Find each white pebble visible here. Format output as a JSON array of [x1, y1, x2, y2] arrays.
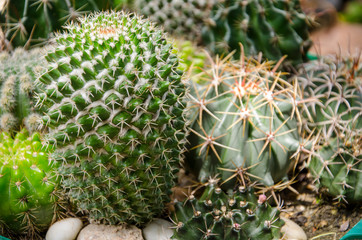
[[281, 217, 308, 240], [143, 219, 173, 240], [46, 218, 83, 240]]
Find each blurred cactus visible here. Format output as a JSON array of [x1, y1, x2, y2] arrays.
[[0, 47, 48, 133]]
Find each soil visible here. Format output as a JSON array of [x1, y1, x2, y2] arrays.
[[280, 175, 362, 240]]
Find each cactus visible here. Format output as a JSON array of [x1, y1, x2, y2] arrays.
[[36, 11, 188, 225], [185, 50, 303, 188], [135, 0, 312, 68], [295, 54, 362, 202], [308, 131, 362, 203], [0, 130, 62, 239], [296, 54, 362, 139], [171, 177, 284, 239], [0, 0, 121, 48], [0, 47, 48, 133]]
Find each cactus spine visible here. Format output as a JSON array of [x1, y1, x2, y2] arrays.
[[37, 11, 188, 225]]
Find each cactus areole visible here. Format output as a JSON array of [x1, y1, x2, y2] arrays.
[[37, 12, 187, 225]]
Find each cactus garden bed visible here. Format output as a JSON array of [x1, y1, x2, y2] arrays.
[[0, 0, 361, 239]]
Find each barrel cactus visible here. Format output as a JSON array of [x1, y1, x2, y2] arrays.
[[185, 51, 303, 188], [135, 0, 312, 68], [0, 130, 62, 239], [171, 177, 284, 239], [0, 47, 47, 133], [36, 11, 188, 225]]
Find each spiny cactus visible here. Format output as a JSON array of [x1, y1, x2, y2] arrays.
[[0, 0, 120, 48], [135, 0, 312, 68], [171, 177, 284, 239], [0, 130, 62, 239], [296, 54, 362, 139], [185, 50, 304, 188], [0, 47, 47, 133], [295, 54, 362, 203], [36, 11, 188, 225], [308, 131, 362, 203]]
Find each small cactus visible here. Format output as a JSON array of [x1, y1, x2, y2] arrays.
[[171, 177, 284, 239]]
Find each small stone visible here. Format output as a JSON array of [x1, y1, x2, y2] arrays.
[[340, 220, 349, 232], [143, 218, 173, 240], [77, 224, 143, 240], [46, 218, 83, 240], [281, 217, 307, 240]]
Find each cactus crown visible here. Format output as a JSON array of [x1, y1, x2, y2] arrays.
[[37, 11, 188, 225]]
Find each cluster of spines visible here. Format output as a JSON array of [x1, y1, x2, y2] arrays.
[[171, 178, 284, 239], [36, 11, 188, 225], [0, 47, 46, 132]]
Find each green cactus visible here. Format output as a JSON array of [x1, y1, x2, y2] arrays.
[[295, 54, 362, 202], [36, 11, 188, 225], [308, 132, 362, 203], [135, 0, 312, 68], [0, 47, 48, 133], [0, 0, 123, 49], [171, 177, 284, 239], [185, 51, 303, 188], [0, 130, 62, 239], [296, 54, 362, 139]]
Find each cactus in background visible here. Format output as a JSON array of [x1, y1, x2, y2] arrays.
[[135, 0, 312, 68], [174, 40, 207, 79], [171, 177, 284, 239], [295, 54, 362, 202], [0, 0, 120, 48], [296, 54, 362, 139], [0, 47, 47, 133], [0, 130, 62, 239], [135, 0, 215, 43], [185, 51, 304, 188], [37, 11, 188, 225]]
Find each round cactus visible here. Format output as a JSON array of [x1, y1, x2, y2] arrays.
[[171, 178, 284, 239], [0, 130, 61, 239], [0, 47, 47, 133], [36, 11, 188, 225], [186, 51, 302, 188]]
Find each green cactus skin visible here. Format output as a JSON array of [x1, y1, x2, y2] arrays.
[[0, 130, 60, 239], [171, 178, 284, 240], [308, 133, 362, 203], [0, 0, 122, 48], [296, 55, 362, 139], [0, 47, 48, 133], [185, 52, 302, 188], [135, 0, 311, 68], [36, 11, 188, 225]]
